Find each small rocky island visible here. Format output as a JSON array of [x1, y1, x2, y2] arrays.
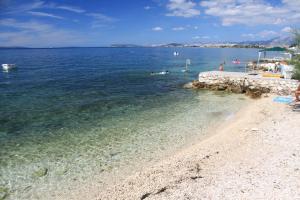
[[185, 71, 299, 98]]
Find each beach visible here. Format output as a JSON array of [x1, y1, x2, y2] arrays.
[[1, 0, 300, 199], [97, 95, 300, 200], [1, 48, 299, 200]]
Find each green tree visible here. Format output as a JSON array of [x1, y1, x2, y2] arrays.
[[291, 55, 300, 80]]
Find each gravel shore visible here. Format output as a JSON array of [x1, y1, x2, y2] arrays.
[[97, 96, 300, 200]]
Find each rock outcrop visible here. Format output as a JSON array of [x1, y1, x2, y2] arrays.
[[189, 71, 299, 98]]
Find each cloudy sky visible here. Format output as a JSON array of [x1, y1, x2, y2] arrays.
[[0, 0, 299, 47]]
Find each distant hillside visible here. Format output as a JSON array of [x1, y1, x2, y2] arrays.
[[160, 43, 184, 47], [111, 44, 143, 48], [0, 46, 29, 49], [238, 35, 293, 47], [268, 36, 294, 47]]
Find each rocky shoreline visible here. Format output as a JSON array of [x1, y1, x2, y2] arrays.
[[185, 71, 299, 98]]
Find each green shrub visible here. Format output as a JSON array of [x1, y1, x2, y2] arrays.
[[291, 29, 300, 80], [291, 55, 300, 80]]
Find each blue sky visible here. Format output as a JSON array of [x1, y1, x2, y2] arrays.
[[0, 0, 299, 47]]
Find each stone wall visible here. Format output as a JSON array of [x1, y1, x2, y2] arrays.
[[190, 71, 299, 98]]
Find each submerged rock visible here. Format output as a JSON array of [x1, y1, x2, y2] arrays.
[[32, 167, 48, 178], [56, 167, 69, 176], [0, 186, 9, 200], [183, 82, 193, 89]]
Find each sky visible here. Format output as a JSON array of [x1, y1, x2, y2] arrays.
[[0, 0, 300, 47]]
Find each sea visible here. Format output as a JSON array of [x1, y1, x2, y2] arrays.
[[0, 47, 258, 199]]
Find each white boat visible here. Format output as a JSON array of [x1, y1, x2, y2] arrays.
[[150, 71, 169, 76], [173, 51, 179, 56], [2, 64, 16, 71]]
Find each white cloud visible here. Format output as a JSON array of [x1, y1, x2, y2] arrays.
[[194, 26, 198, 30], [242, 30, 279, 39], [2, 1, 86, 15], [87, 13, 115, 22], [281, 26, 292, 32], [2, 0, 45, 14], [152, 26, 163, 31], [55, 5, 85, 13], [192, 35, 210, 39], [0, 18, 87, 47], [0, 18, 52, 32], [28, 11, 64, 19], [166, 0, 200, 18], [258, 30, 279, 38], [282, 0, 300, 8], [86, 13, 116, 28], [242, 33, 255, 38], [172, 26, 185, 31], [144, 6, 151, 10], [200, 0, 300, 26]]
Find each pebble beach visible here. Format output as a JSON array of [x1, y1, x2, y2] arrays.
[[97, 95, 300, 200]]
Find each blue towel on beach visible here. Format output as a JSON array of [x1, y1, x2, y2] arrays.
[[273, 96, 293, 104]]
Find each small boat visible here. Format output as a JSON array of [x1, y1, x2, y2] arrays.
[[150, 70, 169, 76], [2, 64, 16, 71], [158, 71, 169, 75], [173, 51, 179, 56]]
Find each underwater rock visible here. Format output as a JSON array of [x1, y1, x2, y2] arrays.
[[32, 167, 48, 178], [56, 167, 68, 176], [183, 82, 193, 89], [0, 186, 9, 200]]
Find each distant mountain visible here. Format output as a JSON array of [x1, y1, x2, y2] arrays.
[[237, 39, 273, 45], [111, 44, 143, 48], [1, 36, 294, 49], [161, 43, 184, 47], [238, 35, 294, 47], [0, 46, 29, 49], [268, 36, 294, 47]]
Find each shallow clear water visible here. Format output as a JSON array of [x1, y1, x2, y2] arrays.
[[0, 47, 257, 199]]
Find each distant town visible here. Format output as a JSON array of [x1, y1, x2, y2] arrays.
[[0, 35, 295, 49], [112, 35, 295, 49], [111, 43, 265, 48]]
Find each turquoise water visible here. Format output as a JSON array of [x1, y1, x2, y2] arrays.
[[0, 48, 257, 199]]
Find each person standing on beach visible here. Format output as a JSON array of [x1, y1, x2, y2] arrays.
[[219, 63, 224, 71]]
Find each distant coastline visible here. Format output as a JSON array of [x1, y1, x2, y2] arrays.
[[0, 45, 281, 49], [0, 36, 294, 50]]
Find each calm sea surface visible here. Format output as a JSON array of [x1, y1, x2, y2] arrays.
[[0, 47, 257, 199]]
